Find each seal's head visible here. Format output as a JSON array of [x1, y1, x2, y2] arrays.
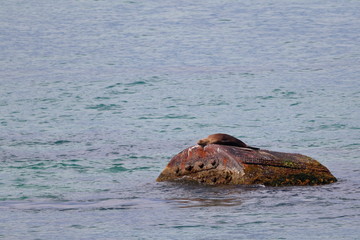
[[197, 137, 210, 147]]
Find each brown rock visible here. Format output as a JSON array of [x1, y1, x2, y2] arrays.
[[156, 144, 337, 186]]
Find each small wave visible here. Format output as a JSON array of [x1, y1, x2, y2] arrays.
[[85, 104, 121, 111], [105, 83, 123, 89], [105, 164, 128, 173], [162, 114, 196, 119], [105, 80, 147, 89], [53, 140, 72, 145], [125, 81, 147, 86]]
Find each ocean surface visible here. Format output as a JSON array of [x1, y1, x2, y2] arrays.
[[1, 0, 360, 239]]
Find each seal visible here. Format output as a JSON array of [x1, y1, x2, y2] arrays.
[[197, 133, 259, 150]]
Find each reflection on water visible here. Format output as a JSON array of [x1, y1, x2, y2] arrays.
[[0, 196, 243, 210], [0, 198, 163, 211], [168, 197, 243, 208], [161, 182, 266, 208]]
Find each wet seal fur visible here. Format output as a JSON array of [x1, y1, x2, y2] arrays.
[[197, 133, 259, 150]]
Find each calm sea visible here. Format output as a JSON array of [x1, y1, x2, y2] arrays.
[[1, 0, 359, 239]]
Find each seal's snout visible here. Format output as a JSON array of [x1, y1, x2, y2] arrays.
[[197, 138, 208, 147]]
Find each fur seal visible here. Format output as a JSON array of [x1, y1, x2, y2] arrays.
[[197, 133, 259, 150]]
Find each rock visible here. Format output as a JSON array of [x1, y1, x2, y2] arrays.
[[156, 144, 337, 186]]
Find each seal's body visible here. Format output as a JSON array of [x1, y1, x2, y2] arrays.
[[197, 133, 259, 150]]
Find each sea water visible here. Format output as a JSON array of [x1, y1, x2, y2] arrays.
[[1, 0, 359, 239]]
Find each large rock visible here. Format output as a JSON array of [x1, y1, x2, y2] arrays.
[[157, 144, 337, 186]]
